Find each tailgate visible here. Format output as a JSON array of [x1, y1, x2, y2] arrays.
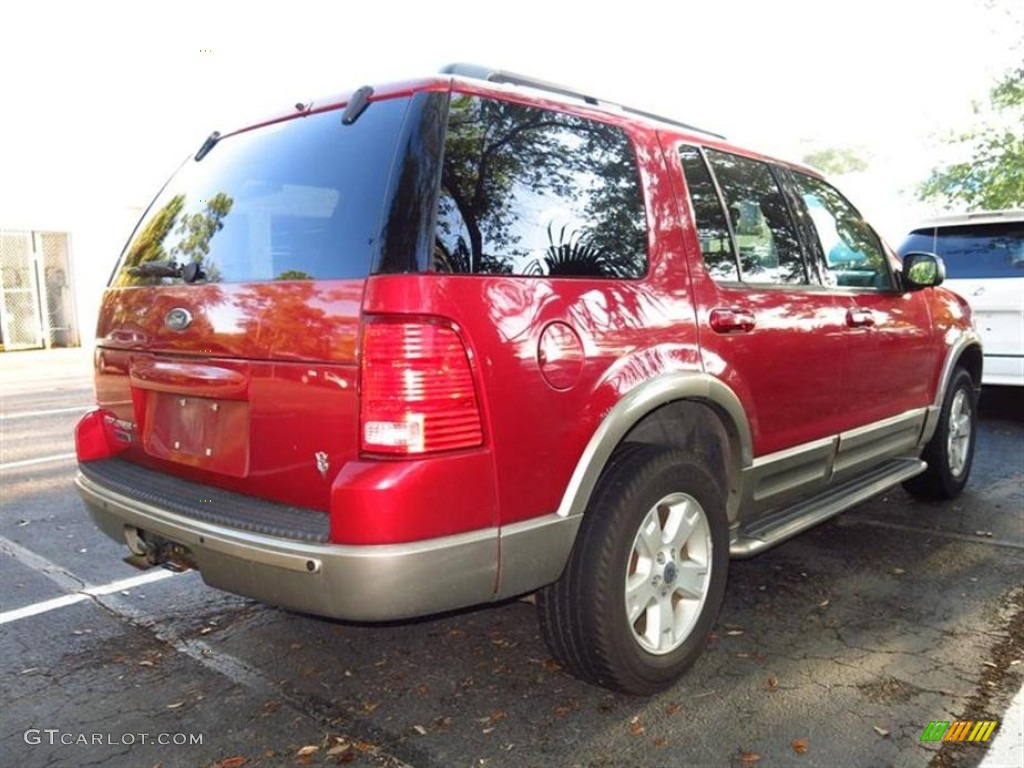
[[95, 281, 363, 511]]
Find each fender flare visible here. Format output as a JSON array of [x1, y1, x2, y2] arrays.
[[555, 372, 753, 520]]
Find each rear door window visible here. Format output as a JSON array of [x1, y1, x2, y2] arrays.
[[901, 223, 1024, 278], [702, 150, 810, 286], [433, 95, 647, 278], [114, 97, 411, 286]]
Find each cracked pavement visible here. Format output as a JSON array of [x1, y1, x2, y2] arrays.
[[1, 351, 1021, 767]]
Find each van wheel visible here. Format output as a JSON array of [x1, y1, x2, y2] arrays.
[[903, 367, 977, 500], [536, 444, 728, 695]]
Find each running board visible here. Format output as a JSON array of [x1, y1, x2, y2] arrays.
[[729, 458, 926, 559]]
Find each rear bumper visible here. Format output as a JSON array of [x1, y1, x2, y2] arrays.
[[76, 469, 499, 621]]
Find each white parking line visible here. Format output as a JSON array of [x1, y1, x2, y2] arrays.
[[0, 453, 76, 470], [0, 568, 178, 625], [0, 405, 91, 420]]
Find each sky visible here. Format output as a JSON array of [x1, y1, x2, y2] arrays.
[[1, 0, 1021, 243]]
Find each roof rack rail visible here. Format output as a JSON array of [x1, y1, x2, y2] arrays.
[[440, 63, 725, 140]]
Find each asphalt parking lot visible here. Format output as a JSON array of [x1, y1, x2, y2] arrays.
[[2, 348, 1022, 768]]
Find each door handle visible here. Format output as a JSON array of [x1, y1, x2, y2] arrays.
[[709, 308, 756, 333], [846, 308, 875, 328]]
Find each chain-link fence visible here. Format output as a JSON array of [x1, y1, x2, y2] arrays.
[[0, 230, 78, 350]]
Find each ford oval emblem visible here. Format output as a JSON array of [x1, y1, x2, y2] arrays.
[[165, 308, 193, 332]]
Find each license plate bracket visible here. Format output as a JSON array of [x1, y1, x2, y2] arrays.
[[142, 393, 250, 477]]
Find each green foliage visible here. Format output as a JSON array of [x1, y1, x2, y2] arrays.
[[540, 224, 608, 277], [919, 67, 1024, 210], [801, 147, 869, 176], [116, 194, 185, 285], [171, 193, 234, 263]]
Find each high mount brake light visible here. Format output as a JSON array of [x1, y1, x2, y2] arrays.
[[360, 323, 483, 455]]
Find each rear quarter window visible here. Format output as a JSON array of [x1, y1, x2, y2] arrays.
[[433, 95, 648, 279], [900, 222, 1024, 279], [114, 96, 411, 286]]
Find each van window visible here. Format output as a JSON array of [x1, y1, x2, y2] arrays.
[[901, 223, 1024, 279], [114, 97, 411, 286], [433, 95, 647, 278]]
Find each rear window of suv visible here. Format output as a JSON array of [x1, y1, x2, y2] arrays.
[[113, 96, 411, 286], [901, 222, 1024, 279], [433, 95, 647, 279]]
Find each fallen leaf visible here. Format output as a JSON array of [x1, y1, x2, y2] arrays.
[[629, 716, 645, 736], [873, 726, 890, 737], [213, 758, 246, 768], [542, 658, 562, 672], [738, 752, 761, 763], [166, 702, 185, 709], [766, 675, 779, 692], [412, 725, 428, 736], [653, 737, 668, 747], [791, 738, 808, 754], [362, 701, 380, 713], [664, 702, 683, 715], [296, 745, 319, 756], [326, 745, 349, 757]]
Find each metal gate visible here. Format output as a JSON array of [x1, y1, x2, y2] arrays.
[[0, 230, 78, 350]]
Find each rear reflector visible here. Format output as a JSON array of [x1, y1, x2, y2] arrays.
[[360, 323, 483, 455], [75, 408, 130, 462]]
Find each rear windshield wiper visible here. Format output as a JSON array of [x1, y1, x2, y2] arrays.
[[126, 260, 207, 282], [126, 260, 181, 278]]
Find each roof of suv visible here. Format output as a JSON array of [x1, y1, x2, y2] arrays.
[[226, 64, 823, 181], [909, 209, 1024, 230]]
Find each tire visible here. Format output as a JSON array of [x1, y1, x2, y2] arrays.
[[903, 367, 977, 500], [536, 443, 729, 695]]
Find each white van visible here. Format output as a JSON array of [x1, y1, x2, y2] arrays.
[[900, 210, 1024, 386]]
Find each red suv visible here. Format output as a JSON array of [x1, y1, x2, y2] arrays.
[[75, 65, 982, 695]]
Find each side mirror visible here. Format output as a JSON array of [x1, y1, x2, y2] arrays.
[[902, 252, 945, 290]]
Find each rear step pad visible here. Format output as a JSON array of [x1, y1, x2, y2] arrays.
[[79, 458, 330, 543]]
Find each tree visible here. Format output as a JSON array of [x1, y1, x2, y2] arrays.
[[918, 67, 1024, 210], [801, 147, 869, 176]]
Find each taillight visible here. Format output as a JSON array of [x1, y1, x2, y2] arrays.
[[360, 322, 483, 455], [74, 408, 129, 462]]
